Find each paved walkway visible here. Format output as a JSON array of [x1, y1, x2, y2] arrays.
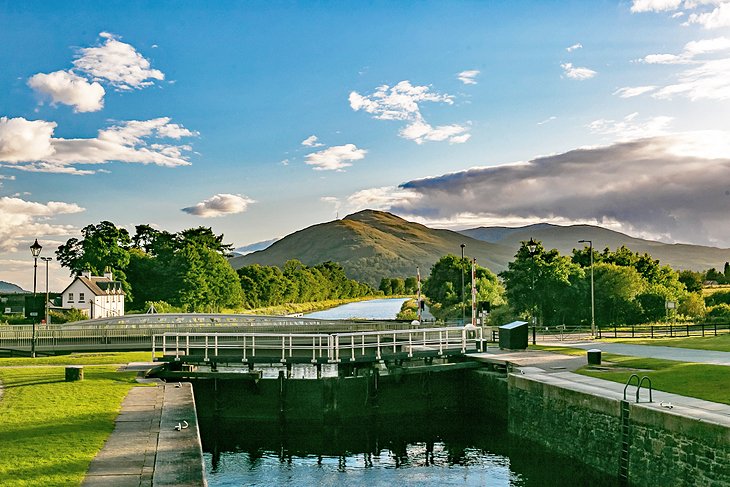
[[82, 386, 163, 487], [546, 341, 730, 365]]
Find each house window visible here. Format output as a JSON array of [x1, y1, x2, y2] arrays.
[[79, 292, 85, 303], [68, 292, 74, 303]]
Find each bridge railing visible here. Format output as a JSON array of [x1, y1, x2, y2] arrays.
[[153, 326, 483, 363]]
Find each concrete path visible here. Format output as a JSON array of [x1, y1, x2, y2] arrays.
[[521, 370, 730, 428], [547, 341, 730, 365], [82, 386, 163, 487]]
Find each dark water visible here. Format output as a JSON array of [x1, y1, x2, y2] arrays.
[[200, 413, 617, 487]]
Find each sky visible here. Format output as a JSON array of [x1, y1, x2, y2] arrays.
[[2, 0, 730, 291]]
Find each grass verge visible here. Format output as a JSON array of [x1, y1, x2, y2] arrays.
[[577, 355, 730, 405], [603, 333, 730, 352], [0, 365, 140, 487], [0, 351, 154, 368], [528, 344, 589, 356]]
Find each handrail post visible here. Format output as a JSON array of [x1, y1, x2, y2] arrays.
[[204, 335, 209, 362], [623, 374, 640, 401], [151, 334, 156, 362]]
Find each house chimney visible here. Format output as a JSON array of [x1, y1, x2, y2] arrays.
[[81, 269, 92, 279], [104, 266, 113, 280]]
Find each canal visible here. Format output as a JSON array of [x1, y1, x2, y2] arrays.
[[303, 297, 410, 320], [200, 412, 617, 486]]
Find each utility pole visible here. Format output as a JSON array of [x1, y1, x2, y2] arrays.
[[460, 243, 465, 325]]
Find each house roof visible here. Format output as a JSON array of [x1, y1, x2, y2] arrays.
[[61, 275, 126, 297]]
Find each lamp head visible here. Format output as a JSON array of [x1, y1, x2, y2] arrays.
[[30, 239, 43, 258], [526, 237, 538, 254]]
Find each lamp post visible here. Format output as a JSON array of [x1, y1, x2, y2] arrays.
[[527, 238, 538, 344], [29, 239, 43, 358], [460, 243, 466, 325], [41, 257, 52, 326], [578, 239, 596, 339]]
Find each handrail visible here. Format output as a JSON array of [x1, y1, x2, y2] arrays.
[[623, 373, 653, 403], [623, 374, 640, 401]]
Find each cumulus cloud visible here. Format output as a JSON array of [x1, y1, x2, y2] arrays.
[[588, 113, 674, 140], [347, 132, 730, 246], [457, 70, 480, 85], [182, 193, 255, 218], [349, 80, 470, 144], [301, 135, 324, 147], [625, 37, 730, 100], [688, 2, 730, 28], [27, 70, 105, 112], [631, 0, 682, 12], [320, 196, 342, 216], [561, 63, 597, 80], [0, 116, 197, 174], [566, 43, 583, 52], [0, 196, 84, 252], [73, 32, 164, 90], [305, 144, 366, 171]]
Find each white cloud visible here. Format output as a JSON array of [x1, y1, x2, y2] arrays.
[[537, 116, 557, 125], [0, 116, 197, 173], [348, 131, 730, 246], [301, 135, 323, 147], [457, 70, 480, 85], [613, 86, 658, 98], [0, 117, 56, 162], [0, 196, 84, 252], [399, 119, 471, 144], [625, 37, 730, 101], [589, 113, 674, 140], [320, 196, 342, 215], [74, 32, 164, 91], [631, 0, 682, 12], [350, 80, 470, 144], [566, 43, 583, 52], [305, 144, 366, 171], [27, 70, 105, 113], [182, 193, 255, 218], [561, 63, 597, 80], [688, 2, 730, 28]]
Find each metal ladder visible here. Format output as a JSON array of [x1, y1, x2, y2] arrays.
[[619, 375, 654, 484]]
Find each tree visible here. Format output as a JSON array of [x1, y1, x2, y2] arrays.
[[678, 270, 703, 293], [423, 254, 504, 321]]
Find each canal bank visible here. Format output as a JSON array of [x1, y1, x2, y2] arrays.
[[82, 382, 206, 487]]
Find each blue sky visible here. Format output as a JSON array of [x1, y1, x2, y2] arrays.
[[2, 0, 730, 290]]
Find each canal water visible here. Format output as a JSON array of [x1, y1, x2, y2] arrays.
[[303, 297, 410, 320], [200, 412, 617, 486]]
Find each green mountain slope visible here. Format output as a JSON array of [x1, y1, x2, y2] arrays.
[[0, 281, 25, 293], [460, 224, 730, 271], [229, 210, 514, 286]]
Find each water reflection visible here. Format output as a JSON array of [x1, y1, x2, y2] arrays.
[[200, 412, 617, 487]]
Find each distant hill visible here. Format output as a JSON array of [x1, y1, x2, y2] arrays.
[[232, 238, 280, 257], [229, 210, 515, 286], [0, 281, 25, 293], [460, 223, 730, 271]]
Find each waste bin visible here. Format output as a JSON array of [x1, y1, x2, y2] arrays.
[[498, 321, 528, 350], [587, 349, 601, 365]]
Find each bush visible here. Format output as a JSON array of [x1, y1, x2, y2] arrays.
[[49, 308, 88, 324], [396, 299, 418, 321], [143, 301, 185, 314], [705, 290, 730, 307], [705, 304, 730, 323]]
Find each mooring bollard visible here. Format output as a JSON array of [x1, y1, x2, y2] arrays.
[[65, 365, 84, 381]]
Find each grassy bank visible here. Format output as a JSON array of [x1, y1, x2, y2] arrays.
[[605, 334, 730, 352], [0, 353, 149, 486], [577, 355, 730, 405]]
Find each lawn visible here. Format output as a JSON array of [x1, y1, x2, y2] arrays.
[[577, 355, 730, 405], [0, 351, 154, 367], [0, 354, 148, 486], [604, 333, 730, 352]]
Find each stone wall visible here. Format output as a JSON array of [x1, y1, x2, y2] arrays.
[[507, 373, 730, 487]]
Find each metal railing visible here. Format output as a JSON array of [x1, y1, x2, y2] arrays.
[[153, 326, 483, 364]]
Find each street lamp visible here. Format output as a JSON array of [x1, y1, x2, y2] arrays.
[[526, 238, 538, 344], [29, 239, 43, 358], [578, 239, 596, 339], [460, 243, 466, 325], [41, 257, 52, 326]]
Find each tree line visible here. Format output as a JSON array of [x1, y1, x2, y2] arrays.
[[56, 221, 374, 313]]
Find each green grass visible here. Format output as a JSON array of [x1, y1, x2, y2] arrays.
[[0, 351, 154, 367], [0, 366, 140, 486], [604, 333, 730, 352], [528, 344, 590, 356], [578, 355, 730, 405]]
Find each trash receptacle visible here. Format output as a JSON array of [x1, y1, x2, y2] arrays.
[[587, 349, 601, 365]]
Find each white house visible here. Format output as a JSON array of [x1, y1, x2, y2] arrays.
[[61, 268, 125, 319]]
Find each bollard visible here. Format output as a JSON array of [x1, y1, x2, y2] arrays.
[[587, 349, 601, 366], [65, 365, 84, 381]]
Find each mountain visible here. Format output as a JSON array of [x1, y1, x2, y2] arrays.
[[460, 223, 730, 271], [229, 210, 515, 286], [233, 238, 280, 257], [0, 281, 25, 293]]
